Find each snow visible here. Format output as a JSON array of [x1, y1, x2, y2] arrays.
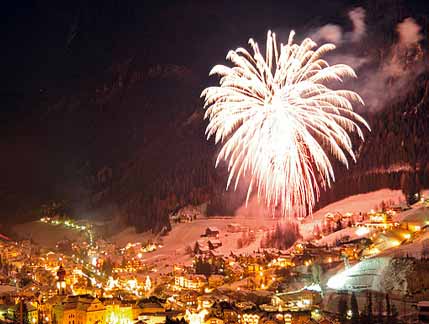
[[108, 189, 410, 275], [394, 205, 429, 223], [300, 189, 405, 238], [110, 215, 278, 276], [326, 256, 391, 292], [13, 221, 86, 248], [378, 227, 429, 259], [315, 226, 375, 246], [109, 227, 156, 247]]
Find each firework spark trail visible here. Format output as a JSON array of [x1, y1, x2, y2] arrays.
[[202, 30, 370, 218]]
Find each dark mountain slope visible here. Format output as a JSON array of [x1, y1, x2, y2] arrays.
[[1, 0, 429, 231]]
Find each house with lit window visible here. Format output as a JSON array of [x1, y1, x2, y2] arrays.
[[176, 290, 199, 308], [174, 273, 207, 290], [136, 301, 167, 324], [203, 227, 220, 238], [205, 316, 224, 324], [208, 239, 222, 250], [271, 289, 320, 312], [238, 312, 261, 324], [103, 298, 133, 324], [400, 207, 429, 232], [8, 302, 38, 324], [208, 275, 225, 288]]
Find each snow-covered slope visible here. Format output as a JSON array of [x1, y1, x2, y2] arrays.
[[13, 221, 87, 248], [315, 226, 376, 246], [300, 189, 405, 238]]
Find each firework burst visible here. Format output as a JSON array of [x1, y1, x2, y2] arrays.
[[202, 30, 369, 217]]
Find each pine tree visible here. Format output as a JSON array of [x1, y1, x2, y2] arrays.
[[362, 290, 373, 324], [338, 293, 348, 324], [385, 293, 391, 321], [13, 300, 30, 324], [350, 292, 359, 324], [376, 293, 383, 324], [22, 302, 30, 324], [390, 304, 399, 324]]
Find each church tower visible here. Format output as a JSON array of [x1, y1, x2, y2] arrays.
[[56, 265, 66, 295]]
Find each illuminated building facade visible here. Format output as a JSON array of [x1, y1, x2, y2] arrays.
[[104, 301, 133, 324], [57, 266, 67, 296], [52, 296, 105, 324]]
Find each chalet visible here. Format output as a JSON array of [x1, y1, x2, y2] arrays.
[[246, 263, 263, 274], [137, 301, 167, 324], [208, 239, 222, 250], [223, 309, 239, 323], [203, 227, 220, 238], [239, 311, 261, 324], [194, 240, 210, 255], [209, 250, 224, 258], [198, 295, 216, 309], [227, 223, 248, 233], [227, 262, 244, 279], [175, 274, 207, 290], [390, 202, 410, 212], [271, 289, 321, 312], [400, 207, 429, 232], [235, 301, 257, 311], [205, 316, 224, 324], [208, 274, 225, 288], [176, 290, 199, 308]]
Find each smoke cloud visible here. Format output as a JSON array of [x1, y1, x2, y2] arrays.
[[348, 7, 366, 43], [311, 24, 343, 44], [310, 6, 366, 45], [358, 17, 425, 111], [308, 7, 369, 70], [397, 17, 424, 47], [310, 10, 426, 112]]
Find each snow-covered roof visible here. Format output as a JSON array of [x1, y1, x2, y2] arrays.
[[401, 207, 429, 224], [209, 239, 222, 245]]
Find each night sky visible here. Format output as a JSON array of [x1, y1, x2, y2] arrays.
[[1, 0, 428, 225]]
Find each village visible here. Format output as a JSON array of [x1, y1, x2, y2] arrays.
[[1, 191, 429, 324]]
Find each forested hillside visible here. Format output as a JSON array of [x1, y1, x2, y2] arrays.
[[1, 0, 429, 232]]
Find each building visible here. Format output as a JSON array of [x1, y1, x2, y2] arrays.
[[205, 316, 224, 324], [194, 240, 210, 255], [52, 295, 105, 324], [208, 275, 225, 288], [227, 224, 247, 233], [365, 228, 412, 255], [136, 301, 167, 324], [204, 227, 220, 238], [400, 207, 429, 232], [27, 303, 38, 324], [208, 240, 222, 250], [271, 289, 320, 312], [418, 301, 429, 323], [197, 295, 215, 309], [239, 312, 260, 324], [104, 298, 133, 324], [175, 274, 207, 290], [57, 265, 67, 296], [176, 291, 199, 308], [9, 301, 38, 324], [246, 263, 263, 275]]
